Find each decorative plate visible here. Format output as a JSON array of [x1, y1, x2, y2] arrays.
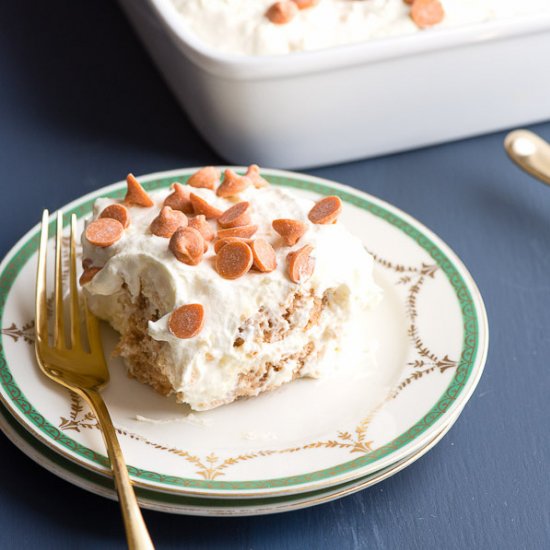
[[0, 168, 488, 498], [0, 400, 458, 516]]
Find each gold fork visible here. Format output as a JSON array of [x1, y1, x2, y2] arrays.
[[35, 210, 154, 550]]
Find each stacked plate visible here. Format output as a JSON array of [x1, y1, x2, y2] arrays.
[[0, 169, 488, 516]]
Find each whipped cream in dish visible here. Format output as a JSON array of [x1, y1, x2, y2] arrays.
[[82, 169, 382, 410], [169, 0, 550, 56]]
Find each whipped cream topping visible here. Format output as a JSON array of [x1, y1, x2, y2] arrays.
[[82, 182, 381, 409], [170, 0, 550, 56]]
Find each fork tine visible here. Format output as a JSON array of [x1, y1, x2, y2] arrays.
[[53, 210, 65, 349], [35, 210, 49, 346], [69, 214, 81, 349]]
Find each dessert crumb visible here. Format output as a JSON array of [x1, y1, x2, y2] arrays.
[[241, 431, 278, 442], [135, 414, 214, 427]]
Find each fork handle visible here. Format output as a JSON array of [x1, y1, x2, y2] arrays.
[[81, 389, 155, 550]]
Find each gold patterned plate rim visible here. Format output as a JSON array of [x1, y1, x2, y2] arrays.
[[0, 397, 461, 516], [0, 168, 489, 498]]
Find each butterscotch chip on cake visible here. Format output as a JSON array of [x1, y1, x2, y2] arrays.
[[125, 174, 154, 207], [308, 196, 342, 224], [85, 218, 124, 247], [272, 218, 307, 246], [82, 258, 94, 270], [169, 226, 204, 265], [213, 237, 251, 253], [150, 206, 187, 238], [190, 193, 223, 219], [216, 241, 253, 279], [82, 169, 382, 410], [188, 215, 215, 243], [410, 0, 445, 28], [164, 183, 193, 215], [79, 266, 102, 286], [287, 244, 315, 283], [245, 164, 270, 188], [266, 1, 299, 24], [218, 202, 251, 229], [217, 169, 251, 198], [293, 0, 319, 9], [169, 304, 205, 339], [250, 239, 277, 273], [100, 204, 130, 228], [188, 166, 220, 190], [217, 224, 258, 239]]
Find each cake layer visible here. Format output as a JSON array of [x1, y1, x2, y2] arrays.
[[82, 174, 381, 410]]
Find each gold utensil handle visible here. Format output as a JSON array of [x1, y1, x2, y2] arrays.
[[81, 389, 155, 550], [504, 129, 550, 186]]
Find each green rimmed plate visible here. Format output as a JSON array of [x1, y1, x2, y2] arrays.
[[0, 168, 488, 499], [0, 399, 460, 516]]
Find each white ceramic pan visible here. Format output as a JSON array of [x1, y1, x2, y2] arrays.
[[119, 0, 550, 168]]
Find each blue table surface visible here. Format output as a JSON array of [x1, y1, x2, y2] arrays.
[[1, 2, 549, 549]]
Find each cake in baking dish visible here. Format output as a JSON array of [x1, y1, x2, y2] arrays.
[[169, 0, 550, 57], [80, 166, 381, 410]]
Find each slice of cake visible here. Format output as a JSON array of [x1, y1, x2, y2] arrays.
[[81, 167, 381, 411]]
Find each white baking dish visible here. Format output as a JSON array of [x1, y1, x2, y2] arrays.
[[119, 0, 550, 168]]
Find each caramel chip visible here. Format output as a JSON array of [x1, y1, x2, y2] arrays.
[[125, 173, 154, 207], [168, 304, 205, 339], [85, 218, 124, 248], [213, 237, 251, 254], [188, 215, 215, 244], [216, 241, 253, 280], [218, 202, 251, 229], [150, 206, 188, 238], [272, 218, 307, 246], [250, 239, 277, 273], [410, 0, 444, 28], [164, 183, 193, 215], [266, 1, 299, 24], [287, 244, 315, 283], [293, 0, 319, 9], [100, 204, 130, 228], [190, 193, 223, 219], [79, 266, 102, 286], [245, 164, 269, 188], [217, 225, 258, 240], [169, 226, 204, 265], [216, 169, 251, 198], [308, 196, 342, 224], [82, 258, 93, 270], [188, 166, 220, 190]]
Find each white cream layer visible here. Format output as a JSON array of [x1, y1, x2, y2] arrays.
[[82, 183, 381, 410], [170, 0, 550, 56]]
